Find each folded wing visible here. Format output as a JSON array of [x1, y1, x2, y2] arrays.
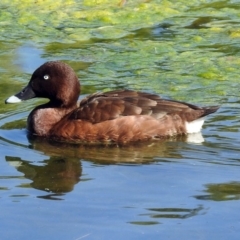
[[71, 89, 219, 124]]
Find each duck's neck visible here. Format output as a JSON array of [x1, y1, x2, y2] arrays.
[[27, 102, 76, 136]]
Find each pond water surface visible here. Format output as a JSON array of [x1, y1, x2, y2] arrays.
[[1, 1, 240, 240]]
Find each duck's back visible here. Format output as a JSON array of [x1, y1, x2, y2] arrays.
[[49, 90, 219, 143]]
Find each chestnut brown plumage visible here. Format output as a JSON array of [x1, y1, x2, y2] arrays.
[[5, 61, 219, 144]]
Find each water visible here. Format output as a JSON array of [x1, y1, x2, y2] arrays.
[[1, 106, 239, 239], [1, 1, 240, 239]]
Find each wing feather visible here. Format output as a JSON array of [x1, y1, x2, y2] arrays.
[[71, 89, 215, 124]]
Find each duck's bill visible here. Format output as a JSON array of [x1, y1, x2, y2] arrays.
[[5, 95, 22, 103], [5, 84, 36, 104]]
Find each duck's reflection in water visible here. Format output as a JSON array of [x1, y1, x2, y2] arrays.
[[6, 155, 81, 199], [27, 133, 201, 164], [5, 133, 203, 198]]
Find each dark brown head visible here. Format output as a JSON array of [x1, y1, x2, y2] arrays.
[[5, 61, 81, 107]]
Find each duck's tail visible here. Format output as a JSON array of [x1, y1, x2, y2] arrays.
[[200, 105, 220, 118], [185, 105, 220, 134]]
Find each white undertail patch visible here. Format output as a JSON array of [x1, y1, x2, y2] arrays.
[[185, 118, 205, 134]]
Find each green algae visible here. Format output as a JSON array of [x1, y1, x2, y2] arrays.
[[0, 0, 240, 108], [1, 0, 237, 44], [195, 181, 240, 201]]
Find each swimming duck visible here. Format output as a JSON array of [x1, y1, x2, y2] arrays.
[[5, 61, 219, 144]]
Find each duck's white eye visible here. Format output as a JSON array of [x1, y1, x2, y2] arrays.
[[43, 75, 50, 80]]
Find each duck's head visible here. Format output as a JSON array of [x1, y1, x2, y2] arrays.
[[5, 61, 81, 107]]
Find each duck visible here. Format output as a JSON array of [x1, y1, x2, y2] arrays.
[[5, 61, 219, 144]]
